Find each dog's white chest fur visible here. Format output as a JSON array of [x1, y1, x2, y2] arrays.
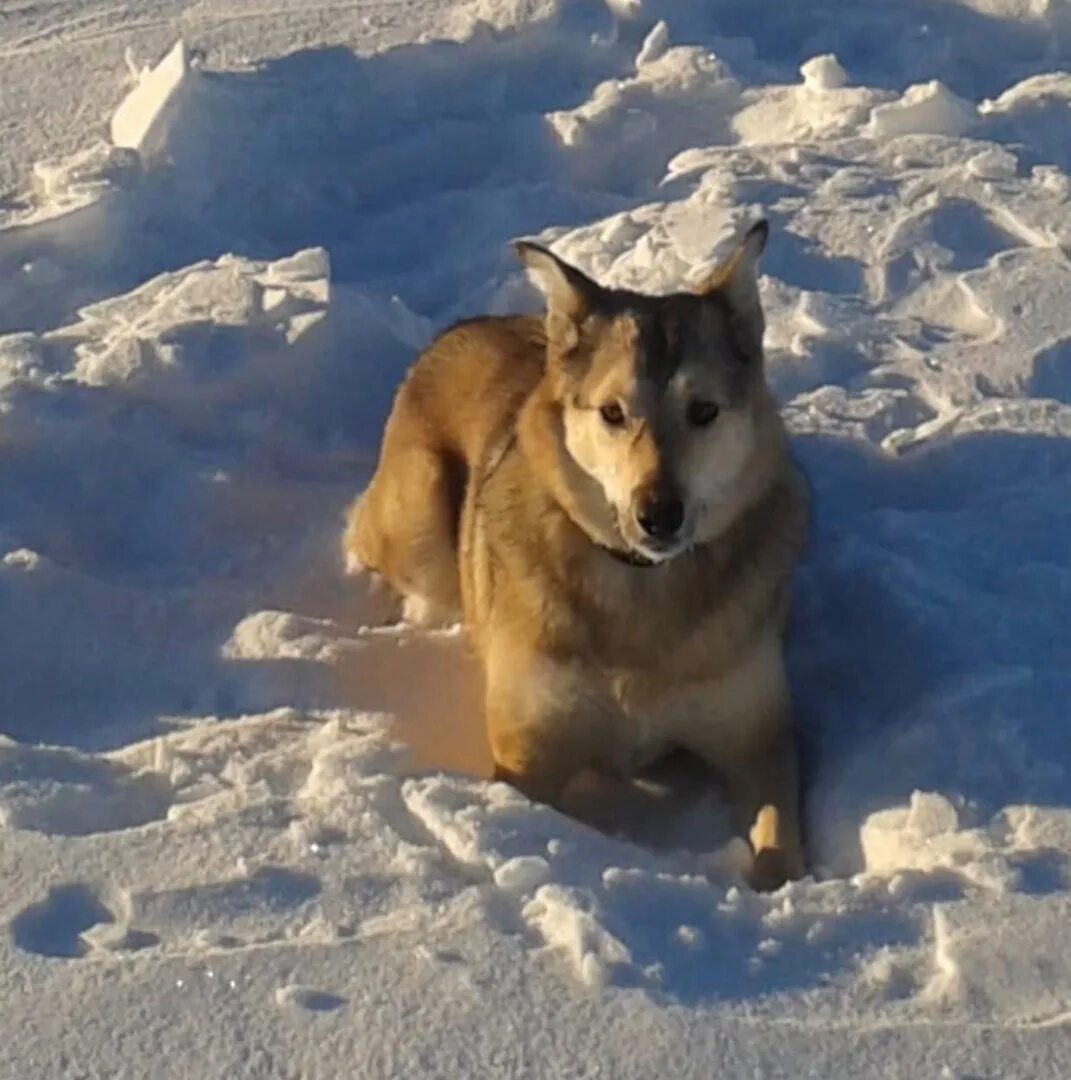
[[605, 632, 786, 777]]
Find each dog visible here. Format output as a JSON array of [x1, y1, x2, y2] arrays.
[[344, 220, 809, 890]]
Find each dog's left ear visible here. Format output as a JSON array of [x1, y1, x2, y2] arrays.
[[514, 241, 604, 351], [692, 220, 768, 357]]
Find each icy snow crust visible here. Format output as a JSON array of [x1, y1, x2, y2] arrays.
[[3, 0, 1071, 1076]]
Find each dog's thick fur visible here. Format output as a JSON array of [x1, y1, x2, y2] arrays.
[[345, 222, 809, 889]]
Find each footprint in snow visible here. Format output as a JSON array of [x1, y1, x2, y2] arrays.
[[275, 984, 346, 1012], [9, 865, 322, 959], [10, 882, 157, 958]]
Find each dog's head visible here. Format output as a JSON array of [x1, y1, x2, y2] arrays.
[[515, 221, 775, 563]]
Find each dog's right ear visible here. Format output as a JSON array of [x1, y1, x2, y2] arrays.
[[514, 241, 603, 350], [691, 219, 767, 310], [691, 220, 769, 360]]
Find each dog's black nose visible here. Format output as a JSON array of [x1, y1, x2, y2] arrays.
[[636, 493, 684, 540]]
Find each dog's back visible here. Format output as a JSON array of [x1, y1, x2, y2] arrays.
[[345, 315, 545, 621]]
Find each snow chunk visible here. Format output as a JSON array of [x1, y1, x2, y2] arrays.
[[65, 248, 330, 392], [868, 81, 977, 138], [967, 146, 1019, 180], [0, 740, 172, 835], [260, 247, 331, 288], [522, 884, 632, 987], [551, 47, 739, 147], [734, 85, 880, 145], [962, 0, 1053, 13], [860, 792, 1015, 891], [635, 21, 670, 70], [111, 41, 190, 157], [223, 611, 361, 665], [286, 310, 327, 344], [801, 54, 847, 91], [909, 791, 960, 837], [445, 0, 561, 37], [32, 143, 116, 204], [605, 0, 642, 19], [923, 895, 1071, 1021], [494, 856, 553, 893], [981, 71, 1071, 115], [2, 549, 42, 572], [979, 74, 1071, 170], [922, 903, 965, 1008], [733, 59, 880, 144], [547, 47, 741, 187], [10, 140, 124, 225]]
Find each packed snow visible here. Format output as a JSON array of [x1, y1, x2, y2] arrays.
[[3, 0, 1071, 1076]]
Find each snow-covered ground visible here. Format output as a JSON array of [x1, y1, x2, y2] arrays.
[[3, 0, 1071, 1075]]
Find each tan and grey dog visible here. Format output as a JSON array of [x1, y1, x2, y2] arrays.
[[344, 221, 809, 889]]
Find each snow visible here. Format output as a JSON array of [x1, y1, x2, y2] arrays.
[[867, 81, 978, 138], [800, 54, 847, 92], [3, 0, 1071, 1075], [110, 40, 190, 156]]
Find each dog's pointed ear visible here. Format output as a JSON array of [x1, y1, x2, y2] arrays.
[[692, 219, 767, 305], [514, 241, 603, 350], [692, 219, 768, 358]]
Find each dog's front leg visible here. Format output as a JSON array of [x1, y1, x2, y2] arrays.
[[681, 635, 805, 891], [484, 647, 606, 807], [718, 727, 804, 892]]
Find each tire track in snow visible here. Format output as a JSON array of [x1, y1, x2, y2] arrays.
[[0, 0, 426, 57], [0, 4, 149, 57]]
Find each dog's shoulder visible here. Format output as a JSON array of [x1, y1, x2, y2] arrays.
[[413, 314, 545, 384], [391, 314, 546, 461]]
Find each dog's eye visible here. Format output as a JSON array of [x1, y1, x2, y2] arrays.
[[599, 402, 626, 428], [687, 400, 719, 428]]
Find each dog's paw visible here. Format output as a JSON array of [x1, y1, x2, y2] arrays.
[[748, 846, 803, 893], [343, 548, 366, 576], [401, 593, 459, 628], [340, 494, 367, 576]]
